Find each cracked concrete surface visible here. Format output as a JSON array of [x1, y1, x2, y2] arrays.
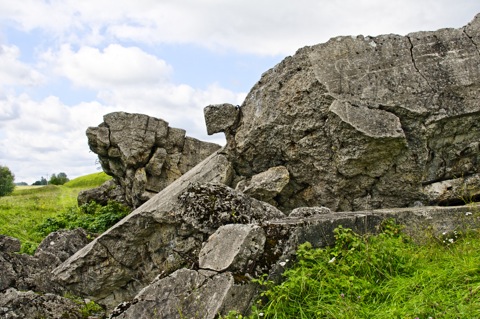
[[228, 13, 480, 212]]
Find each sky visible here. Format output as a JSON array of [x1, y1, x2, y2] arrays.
[[1, 1, 480, 184]]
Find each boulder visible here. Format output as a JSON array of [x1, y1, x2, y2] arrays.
[[204, 103, 240, 136], [86, 112, 221, 207], [0, 288, 86, 319], [77, 179, 126, 206], [236, 166, 290, 205], [0, 229, 91, 294], [221, 13, 480, 212], [199, 224, 266, 274], [179, 183, 285, 234], [53, 150, 283, 311], [109, 224, 264, 319], [0, 235, 21, 253], [111, 269, 237, 319], [108, 203, 480, 319], [35, 228, 91, 267]]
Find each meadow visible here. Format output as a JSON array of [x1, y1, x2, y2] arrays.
[[0, 172, 112, 253]]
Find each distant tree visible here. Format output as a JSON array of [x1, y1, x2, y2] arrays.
[[32, 177, 48, 186], [15, 182, 28, 186], [0, 165, 15, 196], [49, 172, 69, 185]]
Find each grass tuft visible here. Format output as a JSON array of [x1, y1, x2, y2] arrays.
[[224, 219, 480, 319]]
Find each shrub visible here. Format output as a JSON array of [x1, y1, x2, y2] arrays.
[[36, 201, 131, 236], [0, 165, 15, 196]]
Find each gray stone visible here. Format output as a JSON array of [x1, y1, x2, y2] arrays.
[[199, 224, 266, 273], [228, 13, 480, 212], [0, 288, 86, 319], [178, 183, 285, 234], [0, 235, 21, 253], [112, 269, 241, 319], [423, 173, 480, 206], [0, 229, 91, 294], [289, 206, 332, 218], [263, 204, 480, 284], [35, 228, 91, 267], [86, 112, 221, 208], [236, 166, 290, 204], [77, 179, 126, 206], [204, 103, 240, 135], [53, 151, 239, 310]]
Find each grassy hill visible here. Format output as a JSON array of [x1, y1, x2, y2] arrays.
[[0, 172, 112, 253]]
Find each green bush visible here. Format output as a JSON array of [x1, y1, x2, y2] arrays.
[[0, 165, 15, 196], [36, 201, 131, 236]]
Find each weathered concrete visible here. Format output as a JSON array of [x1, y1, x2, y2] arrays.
[[112, 269, 237, 319], [53, 150, 284, 311], [224, 13, 480, 212], [0, 288, 86, 319], [236, 166, 290, 205], [0, 229, 90, 294], [199, 224, 266, 273], [86, 112, 221, 207]]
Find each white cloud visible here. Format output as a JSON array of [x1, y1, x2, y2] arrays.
[[45, 44, 172, 89], [0, 44, 44, 87], [2, 0, 479, 55], [0, 94, 104, 183]]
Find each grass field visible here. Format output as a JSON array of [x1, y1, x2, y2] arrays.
[[0, 172, 111, 252]]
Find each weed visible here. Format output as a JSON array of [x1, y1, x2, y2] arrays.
[[36, 200, 131, 236], [225, 219, 480, 319]]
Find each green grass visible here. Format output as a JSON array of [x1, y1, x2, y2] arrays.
[[63, 172, 112, 188], [0, 172, 112, 253], [225, 220, 480, 319]]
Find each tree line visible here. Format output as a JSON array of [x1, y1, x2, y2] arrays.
[[0, 164, 70, 197], [32, 172, 69, 186]]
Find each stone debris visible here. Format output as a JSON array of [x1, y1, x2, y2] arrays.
[[86, 112, 221, 207]]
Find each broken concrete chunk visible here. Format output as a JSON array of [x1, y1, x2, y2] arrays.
[[204, 103, 240, 135], [199, 224, 266, 273], [236, 166, 290, 204], [289, 206, 332, 218], [113, 269, 235, 319], [85, 112, 221, 207], [178, 182, 285, 234], [0, 235, 21, 253]]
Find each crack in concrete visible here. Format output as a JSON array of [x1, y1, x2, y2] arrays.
[[97, 239, 133, 271], [406, 36, 434, 90], [462, 28, 480, 56]]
